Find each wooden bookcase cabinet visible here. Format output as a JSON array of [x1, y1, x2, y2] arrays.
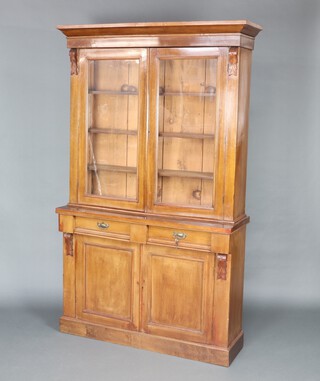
[[56, 21, 261, 367]]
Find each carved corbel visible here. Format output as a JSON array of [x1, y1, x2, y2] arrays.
[[217, 254, 227, 280], [69, 48, 79, 76], [63, 233, 74, 256], [228, 47, 238, 76]]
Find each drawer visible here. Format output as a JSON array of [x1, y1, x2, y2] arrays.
[[148, 226, 211, 250], [75, 217, 130, 239]]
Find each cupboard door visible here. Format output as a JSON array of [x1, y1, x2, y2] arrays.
[[75, 235, 140, 330], [77, 48, 147, 210], [141, 245, 214, 343], [147, 48, 228, 218]]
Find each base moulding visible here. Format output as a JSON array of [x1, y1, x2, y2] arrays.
[[60, 316, 244, 367]]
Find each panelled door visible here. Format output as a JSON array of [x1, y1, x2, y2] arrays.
[[77, 48, 147, 210], [141, 245, 215, 343], [147, 48, 228, 218], [75, 235, 140, 330]]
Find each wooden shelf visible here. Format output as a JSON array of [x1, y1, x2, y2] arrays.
[[159, 91, 215, 97], [89, 90, 138, 95], [89, 128, 137, 136], [159, 132, 214, 139], [88, 164, 137, 173], [158, 169, 213, 180]]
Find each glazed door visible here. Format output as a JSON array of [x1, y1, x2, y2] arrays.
[[147, 48, 228, 218], [78, 48, 147, 210], [141, 245, 215, 343], [75, 235, 140, 330]]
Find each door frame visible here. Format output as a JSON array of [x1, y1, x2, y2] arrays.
[[75, 234, 140, 330], [146, 47, 228, 219], [141, 244, 215, 343], [76, 48, 148, 211]]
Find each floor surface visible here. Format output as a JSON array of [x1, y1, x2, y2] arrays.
[[0, 303, 319, 381]]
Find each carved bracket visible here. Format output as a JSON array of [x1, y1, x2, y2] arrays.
[[64, 233, 74, 257], [217, 254, 227, 280], [69, 48, 79, 76], [228, 47, 238, 76]]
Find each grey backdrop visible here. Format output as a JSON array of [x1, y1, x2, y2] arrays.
[[1, 0, 319, 380]]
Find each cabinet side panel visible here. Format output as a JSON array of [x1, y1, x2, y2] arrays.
[[228, 226, 246, 343], [234, 48, 252, 219]]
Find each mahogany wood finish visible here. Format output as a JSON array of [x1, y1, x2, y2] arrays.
[[57, 20, 262, 37], [56, 20, 261, 367]]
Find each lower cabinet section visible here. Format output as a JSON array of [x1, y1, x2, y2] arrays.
[[141, 245, 214, 344], [60, 224, 246, 367], [74, 235, 215, 342], [75, 235, 140, 330]]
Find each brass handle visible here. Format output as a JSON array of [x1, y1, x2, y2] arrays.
[[173, 232, 187, 247], [97, 222, 109, 229], [173, 232, 187, 241], [172, 232, 187, 241]]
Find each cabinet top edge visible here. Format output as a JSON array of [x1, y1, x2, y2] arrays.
[[57, 20, 262, 38]]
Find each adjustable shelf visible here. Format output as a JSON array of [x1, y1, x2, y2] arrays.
[[159, 132, 214, 139], [89, 128, 137, 136], [159, 91, 215, 97], [88, 164, 137, 173], [89, 90, 138, 95], [158, 169, 213, 180]]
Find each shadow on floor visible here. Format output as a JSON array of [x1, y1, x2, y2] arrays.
[[28, 302, 62, 331]]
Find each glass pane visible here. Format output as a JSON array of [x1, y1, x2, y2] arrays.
[[156, 58, 217, 208], [87, 59, 139, 200]]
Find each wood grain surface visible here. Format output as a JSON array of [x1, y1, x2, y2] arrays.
[[57, 20, 261, 366]]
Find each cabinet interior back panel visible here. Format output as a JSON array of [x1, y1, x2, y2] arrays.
[[157, 58, 217, 208], [87, 59, 139, 200]]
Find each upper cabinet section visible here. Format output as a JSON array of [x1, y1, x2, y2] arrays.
[[59, 21, 261, 221]]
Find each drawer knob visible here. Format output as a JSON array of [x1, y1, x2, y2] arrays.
[[97, 222, 109, 229], [173, 232, 187, 246]]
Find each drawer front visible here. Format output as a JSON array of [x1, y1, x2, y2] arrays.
[[75, 217, 130, 239], [148, 226, 211, 250]]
